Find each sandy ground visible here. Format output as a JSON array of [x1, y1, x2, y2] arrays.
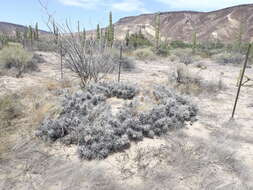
[[0, 52, 253, 190]]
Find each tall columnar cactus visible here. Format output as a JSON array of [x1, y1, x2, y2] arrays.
[[0, 34, 8, 48], [28, 25, 34, 46], [108, 11, 114, 47], [96, 24, 100, 40], [125, 30, 130, 47], [81, 28, 86, 48], [105, 28, 108, 41], [155, 13, 160, 50], [23, 27, 28, 40], [15, 29, 21, 42], [192, 31, 197, 54], [35, 22, 39, 40], [83, 28, 86, 41]]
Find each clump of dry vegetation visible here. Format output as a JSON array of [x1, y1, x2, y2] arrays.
[[0, 93, 23, 158], [169, 63, 225, 95], [132, 48, 156, 61], [111, 50, 136, 72], [0, 43, 40, 77], [212, 52, 245, 65], [173, 48, 194, 65], [0, 93, 23, 130]]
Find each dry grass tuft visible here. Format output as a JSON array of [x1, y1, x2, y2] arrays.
[[0, 93, 23, 159], [44, 79, 72, 91], [169, 63, 225, 95]]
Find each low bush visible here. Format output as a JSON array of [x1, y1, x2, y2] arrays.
[[170, 40, 191, 49], [36, 39, 57, 52], [133, 48, 156, 61], [87, 82, 139, 99], [212, 52, 245, 65], [153, 43, 170, 57], [111, 50, 136, 72], [36, 82, 197, 160], [172, 63, 201, 85], [170, 48, 194, 65], [0, 43, 35, 77], [128, 33, 152, 49], [169, 63, 225, 95]]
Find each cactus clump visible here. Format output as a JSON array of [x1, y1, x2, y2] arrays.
[[36, 82, 197, 160]]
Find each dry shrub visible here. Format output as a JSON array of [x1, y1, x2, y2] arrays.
[[169, 54, 179, 62], [0, 93, 23, 158], [169, 63, 225, 95], [133, 48, 156, 61], [45, 79, 72, 91], [0, 43, 34, 77], [170, 48, 193, 65], [212, 52, 245, 65], [46, 80, 60, 91]]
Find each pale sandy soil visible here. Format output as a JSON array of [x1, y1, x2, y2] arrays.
[[0, 52, 253, 190]]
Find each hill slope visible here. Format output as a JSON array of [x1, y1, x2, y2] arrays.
[[114, 4, 253, 43], [0, 22, 49, 36]]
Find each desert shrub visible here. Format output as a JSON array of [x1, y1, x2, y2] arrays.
[[170, 40, 191, 49], [171, 48, 194, 65], [153, 43, 170, 57], [212, 52, 245, 65], [63, 39, 115, 87], [87, 82, 139, 99], [111, 50, 135, 72], [169, 54, 179, 62], [128, 33, 152, 49], [133, 48, 156, 61], [36, 39, 57, 52], [119, 57, 136, 72], [32, 53, 45, 64], [172, 63, 201, 85], [169, 63, 224, 94], [0, 43, 34, 77], [36, 81, 197, 160]]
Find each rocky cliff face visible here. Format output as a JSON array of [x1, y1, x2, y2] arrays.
[[114, 4, 253, 43]]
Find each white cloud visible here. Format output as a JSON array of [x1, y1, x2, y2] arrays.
[[156, 0, 253, 11], [112, 0, 147, 12], [58, 0, 149, 12], [58, 0, 109, 9]]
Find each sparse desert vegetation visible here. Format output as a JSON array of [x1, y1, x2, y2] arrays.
[[1, 2, 253, 190]]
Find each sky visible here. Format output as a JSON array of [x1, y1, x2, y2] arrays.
[[0, 0, 252, 31]]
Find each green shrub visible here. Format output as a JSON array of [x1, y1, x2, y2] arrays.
[[153, 43, 170, 57], [170, 40, 191, 49], [128, 33, 152, 49], [0, 43, 33, 77], [133, 48, 156, 60]]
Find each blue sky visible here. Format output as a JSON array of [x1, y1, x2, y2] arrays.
[[0, 0, 252, 31]]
